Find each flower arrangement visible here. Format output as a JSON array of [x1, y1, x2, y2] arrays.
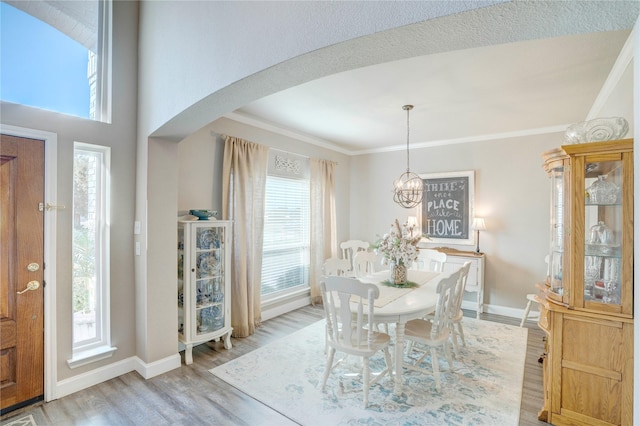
[[376, 219, 422, 266]]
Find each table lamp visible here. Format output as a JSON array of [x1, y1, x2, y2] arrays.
[[472, 217, 486, 253], [406, 216, 418, 237]]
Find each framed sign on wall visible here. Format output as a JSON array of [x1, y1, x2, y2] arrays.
[[418, 170, 474, 245]]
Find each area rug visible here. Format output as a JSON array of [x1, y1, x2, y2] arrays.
[[210, 318, 527, 425], [1, 414, 36, 426]]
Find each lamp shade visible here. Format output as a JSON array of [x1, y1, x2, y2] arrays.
[[472, 217, 486, 231]]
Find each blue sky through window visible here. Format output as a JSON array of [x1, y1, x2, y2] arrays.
[[1, 2, 90, 118]]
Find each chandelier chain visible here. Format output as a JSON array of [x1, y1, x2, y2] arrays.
[[406, 106, 410, 172]]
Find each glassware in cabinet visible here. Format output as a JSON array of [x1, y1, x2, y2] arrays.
[[178, 226, 185, 337], [542, 148, 569, 305], [560, 139, 633, 315], [583, 160, 624, 307]]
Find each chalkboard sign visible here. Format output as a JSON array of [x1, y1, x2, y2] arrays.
[[419, 170, 474, 245]]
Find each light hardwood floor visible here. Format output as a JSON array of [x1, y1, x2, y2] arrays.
[[2, 306, 548, 425]]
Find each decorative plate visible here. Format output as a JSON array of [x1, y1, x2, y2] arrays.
[[564, 117, 629, 144], [197, 228, 220, 250], [197, 252, 219, 278]]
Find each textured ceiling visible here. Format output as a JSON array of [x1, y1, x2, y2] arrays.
[[235, 29, 631, 154], [225, 1, 638, 154], [6, 0, 98, 49]]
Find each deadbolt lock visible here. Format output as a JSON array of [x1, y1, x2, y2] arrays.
[[27, 263, 40, 272]]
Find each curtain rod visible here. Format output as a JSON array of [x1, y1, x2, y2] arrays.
[[221, 134, 338, 165], [270, 148, 339, 166]]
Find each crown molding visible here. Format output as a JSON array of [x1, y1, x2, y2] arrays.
[[223, 111, 352, 155], [587, 28, 635, 120], [351, 125, 571, 155], [225, 111, 570, 156]]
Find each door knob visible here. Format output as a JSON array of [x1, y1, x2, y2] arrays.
[[17, 281, 40, 294]]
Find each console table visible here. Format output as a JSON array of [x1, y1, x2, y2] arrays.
[[421, 247, 485, 319]]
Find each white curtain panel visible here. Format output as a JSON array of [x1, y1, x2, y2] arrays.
[[310, 158, 337, 303], [222, 136, 269, 337]]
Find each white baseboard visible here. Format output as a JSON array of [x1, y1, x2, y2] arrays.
[[462, 300, 539, 320], [134, 354, 182, 379], [262, 298, 536, 323], [55, 354, 182, 399], [55, 357, 138, 399], [262, 296, 312, 322]]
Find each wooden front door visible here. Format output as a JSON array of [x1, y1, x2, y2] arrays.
[[0, 134, 45, 413]]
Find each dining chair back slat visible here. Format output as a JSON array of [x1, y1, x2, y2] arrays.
[[322, 257, 351, 276], [340, 240, 370, 276], [449, 262, 472, 356], [353, 251, 382, 278], [414, 249, 447, 272]]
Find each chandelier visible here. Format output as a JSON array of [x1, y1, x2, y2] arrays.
[[393, 105, 424, 208]]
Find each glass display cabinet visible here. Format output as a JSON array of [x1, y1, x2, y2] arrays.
[[539, 139, 633, 426], [544, 150, 567, 303], [178, 220, 233, 365]]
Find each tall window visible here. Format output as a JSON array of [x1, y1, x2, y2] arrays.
[[0, 1, 111, 122], [72, 143, 111, 359], [261, 153, 310, 299]]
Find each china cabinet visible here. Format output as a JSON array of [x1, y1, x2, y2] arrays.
[[178, 220, 233, 365], [538, 139, 633, 425]]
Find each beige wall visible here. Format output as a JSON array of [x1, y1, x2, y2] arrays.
[[350, 133, 559, 312], [177, 118, 351, 244], [594, 62, 635, 131], [0, 1, 139, 381], [177, 122, 563, 313], [146, 138, 180, 362]]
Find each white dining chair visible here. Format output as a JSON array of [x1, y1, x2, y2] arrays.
[[520, 255, 549, 327], [520, 293, 543, 327], [449, 262, 472, 356], [352, 251, 382, 278], [320, 276, 393, 408], [340, 240, 370, 276], [414, 248, 447, 272], [322, 257, 351, 276], [321, 258, 351, 354], [402, 268, 461, 390]]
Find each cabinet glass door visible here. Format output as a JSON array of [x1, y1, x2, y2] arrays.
[[583, 161, 622, 305], [193, 224, 226, 336], [548, 164, 565, 299], [178, 225, 185, 336]]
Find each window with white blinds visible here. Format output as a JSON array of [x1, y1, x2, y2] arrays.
[[261, 174, 310, 298]]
